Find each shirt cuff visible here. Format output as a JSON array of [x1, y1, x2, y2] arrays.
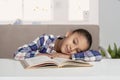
[[71, 54, 76, 60]]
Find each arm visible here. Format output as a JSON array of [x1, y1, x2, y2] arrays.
[[71, 50, 102, 62], [51, 53, 71, 59], [36, 53, 71, 59], [14, 34, 48, 60]]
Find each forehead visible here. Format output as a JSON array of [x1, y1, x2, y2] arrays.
[[71, 32, 81, 38]]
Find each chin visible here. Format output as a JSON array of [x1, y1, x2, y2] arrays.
[[66, 53, 71, 55], [61, 48, 65, 53], [61, 48, 69, 54], [61, 50, 67, 54], [61, 50, 66, 54], [62, 52, 70, 55]]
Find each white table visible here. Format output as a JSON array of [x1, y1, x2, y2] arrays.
[[0, 59, 120, 80]]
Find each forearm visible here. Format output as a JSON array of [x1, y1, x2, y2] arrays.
[[36, 53, 71, 59], [36, 53, 52, 58], [14, 51, 38, 60], [50, 53, 71, 59], [14, 36, 42, 60], [71, 50, 102, 61]]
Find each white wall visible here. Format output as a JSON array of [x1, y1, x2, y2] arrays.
[[0, 0, 98, 25], [99, 0, 120, 48], [19, 0, 99, 24], [38, 0, 99, 24]]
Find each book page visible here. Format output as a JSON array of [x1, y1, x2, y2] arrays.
[[59, 62, 92, 67], [53, 58, 70, 65], [25, 56, 53, 66], [53, 58, 92, 67], [21, 56, 92, 69]]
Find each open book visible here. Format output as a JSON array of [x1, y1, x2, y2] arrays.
[[20, 56, 93, 69]]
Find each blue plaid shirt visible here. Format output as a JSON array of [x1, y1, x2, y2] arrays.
[[14, 34, 102, 61]]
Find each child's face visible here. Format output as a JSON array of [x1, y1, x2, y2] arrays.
[[59, 32, 88, 55]]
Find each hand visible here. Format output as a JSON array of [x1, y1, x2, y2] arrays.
[[36, 53, 71, 59], [36, 53, 52, 58], [51, 53, 71, 59]]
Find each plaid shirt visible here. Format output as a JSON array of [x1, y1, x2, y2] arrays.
[[14, 34, 102, 61]]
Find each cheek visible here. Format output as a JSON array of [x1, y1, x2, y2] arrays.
[[60, 42, 66, 53], [61, 39, 67, 47], [81, 38, 88, 50], [60, 38, 72, 53], [81, 42, 88, 51]]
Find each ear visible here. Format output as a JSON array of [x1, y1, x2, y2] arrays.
[[65, 31, 72, 37]]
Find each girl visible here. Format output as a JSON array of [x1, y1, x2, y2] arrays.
[[14, 28, 102, 61]]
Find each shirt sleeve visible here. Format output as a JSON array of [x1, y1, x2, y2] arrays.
[[71, 50, 102, 62], [14, 34, 47, 60]]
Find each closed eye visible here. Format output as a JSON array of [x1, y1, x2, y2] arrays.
[[73, 39, 77, 45]]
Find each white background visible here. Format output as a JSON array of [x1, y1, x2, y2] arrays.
[[0, 0, 98, 24], [99, 0, 120, 48]]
